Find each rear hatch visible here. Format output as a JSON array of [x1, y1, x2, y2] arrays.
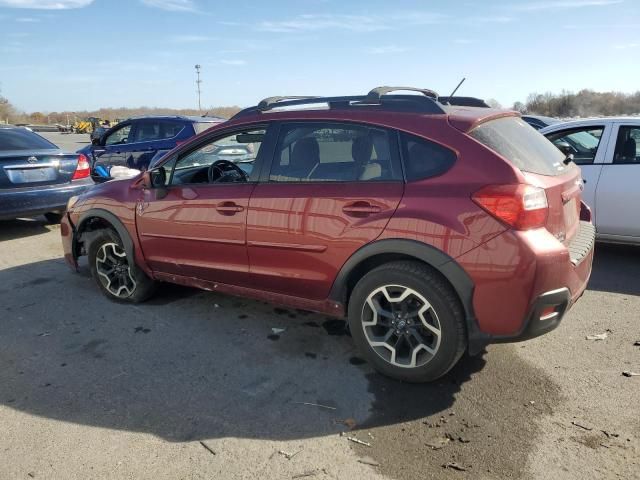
[[0, 128, 79, 189], [468, 116, 583, 246], [0, 149, 79, 189]]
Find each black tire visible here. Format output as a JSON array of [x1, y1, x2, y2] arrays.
[[348, 261, 467, 383], [87, 229, 156, 303], [44, 212, 63, 224]]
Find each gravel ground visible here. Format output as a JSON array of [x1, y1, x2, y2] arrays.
[[0, 134, 638, 479]]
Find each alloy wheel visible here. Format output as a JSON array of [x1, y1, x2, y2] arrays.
[[95, 242, 137, 298], [361, 285, 441, 368]]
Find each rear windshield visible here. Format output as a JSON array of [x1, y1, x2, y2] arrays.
[[193, 122, 216, 135], [0, 128, 57, 151], [469, 117, 567, 176]]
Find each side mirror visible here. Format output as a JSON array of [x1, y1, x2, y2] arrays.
[[554, 140, 574, 156], [141, 170, 153, 189], [91, 136, 101, 146], [147, 166, 167, 188]]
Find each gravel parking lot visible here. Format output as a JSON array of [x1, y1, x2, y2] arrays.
[[0, 133, 638, 479]]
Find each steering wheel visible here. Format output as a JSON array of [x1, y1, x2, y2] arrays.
[[207, 160, 248, 183]]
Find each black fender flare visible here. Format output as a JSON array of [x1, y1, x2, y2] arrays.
[[76, 208, 136, 262], [329, 238, 489, 354]]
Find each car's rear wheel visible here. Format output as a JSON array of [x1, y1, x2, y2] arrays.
[[348, 261, 466, 383], [88, 229, 156, 303]]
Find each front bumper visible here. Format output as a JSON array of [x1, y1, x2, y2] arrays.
[[0, 179, 93, 220]]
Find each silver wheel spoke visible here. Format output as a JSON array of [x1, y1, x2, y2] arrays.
[[95, 242, 137, 298], [361, 284, 442, 369]]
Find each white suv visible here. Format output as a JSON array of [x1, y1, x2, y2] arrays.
[[541, 118, 640, 245]]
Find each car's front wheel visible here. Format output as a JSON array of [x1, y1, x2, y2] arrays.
[[348, 261, 467, 383], [87, 229, 156, 303]]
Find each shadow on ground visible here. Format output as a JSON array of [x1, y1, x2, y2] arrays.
[[0, 218, 52, 242], [588, 243, 640, 296]]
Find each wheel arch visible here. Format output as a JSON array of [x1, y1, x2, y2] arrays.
[[329, 239, 489, 354], [76, 209, 135, 262]]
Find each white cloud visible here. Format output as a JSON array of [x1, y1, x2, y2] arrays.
[[0, 0, 92, 8], [220, 59, 247, 66], [512, 0, 622, 11], [366, 45, 409, 55], [140, 0, 196, 12], [258, 14, 390, 33], [171, 34, 215, 42], [614, 42, 640, 49]]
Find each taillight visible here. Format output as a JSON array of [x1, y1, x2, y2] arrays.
[[72, 154, 91, 180], [472, 184, 548, 230]]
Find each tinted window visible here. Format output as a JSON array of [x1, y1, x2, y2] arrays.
[[0, 128, 57, 151], [161, 121, 184, 139], [270, 123, 399, 182], [469, 117, 567, 176], [613, 126, 640, 164], [105, 124, 132, 146], [545, 127, 604, 165], [401, 133, 456, 181], [170, 129, 264, 185], [133, 122, 161, 142]]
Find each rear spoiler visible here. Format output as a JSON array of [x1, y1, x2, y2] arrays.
[[439, 96, 491, 108]]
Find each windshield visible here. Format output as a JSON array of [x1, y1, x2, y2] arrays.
[[469, 117, 567, 176], [0, 128, 58, 151]]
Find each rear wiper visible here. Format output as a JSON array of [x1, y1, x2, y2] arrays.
[[563, 153, 575, 165]]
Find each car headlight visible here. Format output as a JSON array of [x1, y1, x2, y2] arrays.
[[67, 195, 79, 211]]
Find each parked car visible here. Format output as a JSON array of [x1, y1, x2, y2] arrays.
[[0, 125, 93, 222], [540, 117, 640, 245], [78, 115, 224, 183], [522, 115, 560, 130], [61, 87, 594, 382]]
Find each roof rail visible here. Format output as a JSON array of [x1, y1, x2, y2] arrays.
[[230, 86, 454, 120]]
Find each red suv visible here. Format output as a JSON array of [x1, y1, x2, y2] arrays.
[[61, 87, 595, 382]]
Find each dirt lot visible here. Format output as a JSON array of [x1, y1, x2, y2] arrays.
[[0, 135, 638, 480]]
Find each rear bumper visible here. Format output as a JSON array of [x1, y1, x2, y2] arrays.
[[0, 179, 93, 220], [459, 220, 595, 347]]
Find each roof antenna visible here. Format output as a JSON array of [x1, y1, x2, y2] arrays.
[[446, 77, 466, 105]]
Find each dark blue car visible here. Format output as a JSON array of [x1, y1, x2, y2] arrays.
[[78, 115, 224, 182], [0, 126, 93, 222]]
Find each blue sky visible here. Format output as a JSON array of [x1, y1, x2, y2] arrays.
[[0, 0, 638, 112]]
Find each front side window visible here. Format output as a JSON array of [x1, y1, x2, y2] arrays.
[[545, 126, 604, 165], [613, 126, 640, 164], [105, 124, 132, 146], [269, 123, 399, 182], [400, 133, 456, 181], [170, 129, 265, 185]]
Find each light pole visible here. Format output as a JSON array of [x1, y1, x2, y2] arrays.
[[195, 64, 202, 111]]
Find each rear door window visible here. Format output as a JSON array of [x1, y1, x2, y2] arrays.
[[400, 133, 456, 181], [160, 121, 185, 139], [613, 126, 640, 164], [133, 122, 162, 143], [269, 123, 401, 182], [469, 117, 567, 176]]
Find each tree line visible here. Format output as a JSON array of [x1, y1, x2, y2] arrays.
[[513, 89, 640, 117], [3, 89, 640, 126]]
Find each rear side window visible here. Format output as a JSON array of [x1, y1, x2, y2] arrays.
[[469, 117, 567, 176], [0, 128, 57, 151], [400, 133, 456, 181]]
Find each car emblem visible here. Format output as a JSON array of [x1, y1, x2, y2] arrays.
[[27, 156, 38, 164]]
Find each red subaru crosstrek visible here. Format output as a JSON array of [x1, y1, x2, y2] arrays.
[[61, 87, 595, 382]]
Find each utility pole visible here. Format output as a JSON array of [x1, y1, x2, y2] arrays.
[[195, 64, 202, 111]]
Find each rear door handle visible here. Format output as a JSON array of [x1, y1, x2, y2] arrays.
[[216, 201, 244, 215], [342, 201, 382, 217]]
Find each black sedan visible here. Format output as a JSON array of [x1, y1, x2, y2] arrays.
[[0, 126, 93, 222]]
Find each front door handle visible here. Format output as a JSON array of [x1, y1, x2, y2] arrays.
[[216, 201, 244, 215], [342, 201, 382, 217]]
